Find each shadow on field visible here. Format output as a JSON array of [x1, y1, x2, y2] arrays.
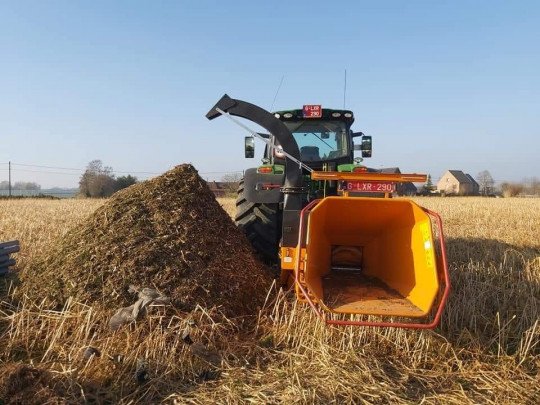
[[0, 272, 19, 298], [441, 237, 540, 355], [0, 268, 21, 316]]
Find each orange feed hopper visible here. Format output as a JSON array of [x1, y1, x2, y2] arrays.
[[302, 197, 439, 318]]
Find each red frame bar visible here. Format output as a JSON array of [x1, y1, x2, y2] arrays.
[[293, 201, 451, 329], [311, 171, 427, 183]]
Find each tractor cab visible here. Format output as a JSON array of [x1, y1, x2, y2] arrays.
[[257, 106, 372, 171]]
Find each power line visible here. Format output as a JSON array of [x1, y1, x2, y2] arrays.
[[0, 190, 77, 194], [1, 161, 244, 180], [11, 168, 82, 176], [12, 163, 82, 171], [11, 162, 161, 175], [199, 170, 243, 175], [0, 160, 245, 198], [270, 75, 285, 112], [113, 170, 160, 175], [0, 162, 243, 176]]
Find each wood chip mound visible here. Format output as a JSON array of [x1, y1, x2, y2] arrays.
[[21, 164, 272, 317]]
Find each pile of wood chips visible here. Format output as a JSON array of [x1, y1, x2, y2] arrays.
[[21, 164, 271, 317]]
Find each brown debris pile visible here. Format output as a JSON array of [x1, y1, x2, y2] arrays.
[[21, 164, 271, 317], [0, 363, 66, 404]]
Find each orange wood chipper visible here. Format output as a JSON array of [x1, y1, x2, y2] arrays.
[[207, 95, 449, 329]]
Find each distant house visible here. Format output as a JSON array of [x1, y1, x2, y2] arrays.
[[437, 170, 479, 195], [379, 167, 418, 196]]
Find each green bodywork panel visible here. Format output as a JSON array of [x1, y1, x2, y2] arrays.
[[256, 163, 372, 197], [337, 163, 364, 172]]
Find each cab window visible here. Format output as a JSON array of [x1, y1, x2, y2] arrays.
[[284, 121, 348, 162]]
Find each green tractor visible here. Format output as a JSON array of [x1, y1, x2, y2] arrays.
[[226, 100, 372, 263]]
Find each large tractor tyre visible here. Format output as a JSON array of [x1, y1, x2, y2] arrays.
[[235, 180, 280, 264]]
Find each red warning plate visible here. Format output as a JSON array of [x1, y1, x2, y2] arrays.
[[303, 105, 322, 118], [345, 181, 396, 193]]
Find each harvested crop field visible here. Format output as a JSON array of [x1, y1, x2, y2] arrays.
[[0, 191, 539, 404]]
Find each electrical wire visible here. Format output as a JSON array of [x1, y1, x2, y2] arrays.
[[12, 163, 82, 171], [2, 162, 243, 177], [11, 168, 82, 176], [10, 163, 243, 176], [270, 75, 285, 112], [12, 163, 161, 175], [199, 171, 243, 175]]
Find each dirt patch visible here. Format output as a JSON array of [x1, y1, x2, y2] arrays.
[[20, 164, 271, 317], [0, 363, 67, 404]]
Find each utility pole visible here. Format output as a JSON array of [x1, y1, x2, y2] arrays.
[[8, 161, 11, 197]]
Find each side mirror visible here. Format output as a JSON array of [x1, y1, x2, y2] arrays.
[[245, 136, 255, 158], [361, 135, 372, 158]]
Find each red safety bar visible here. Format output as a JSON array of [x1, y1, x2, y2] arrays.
[[311, 171, 427, 183], [293, 200, 450, 329]]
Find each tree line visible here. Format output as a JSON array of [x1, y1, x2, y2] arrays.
[[0, 181, 41, 191], [419, 170, 539, 197], [79, 160, 138, 197], [500, 178, 540, 197], [3, 163, 537, 198], [475, 170, 540, 197]]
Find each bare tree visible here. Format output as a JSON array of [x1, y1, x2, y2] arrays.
[[476, 170, 495, 196], [530, 178, 540, 195], [221, 172, 242, 195], [79, 160, 116, 197], [523, 177, 540, 195], [500, 182, 523, 197]]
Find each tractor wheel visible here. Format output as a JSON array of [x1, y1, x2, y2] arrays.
[[235, 179, 280, 264]]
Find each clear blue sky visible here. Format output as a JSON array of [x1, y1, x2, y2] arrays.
[[0, 0, 538, 188]]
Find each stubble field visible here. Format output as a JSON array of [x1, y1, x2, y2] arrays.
[[0, 196, 538, 404]]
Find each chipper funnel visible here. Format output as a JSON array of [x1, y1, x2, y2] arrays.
[[295, 196, 449, 328]]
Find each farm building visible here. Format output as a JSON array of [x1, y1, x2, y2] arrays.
[[379, 167, 418, 196], [207, 181, 240, 197], [206, 181, 229, 197], [437, 170, 479, 195], [465, 174, 480, 194]]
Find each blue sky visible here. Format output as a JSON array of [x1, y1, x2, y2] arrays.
[[0, 1, 538, 187]]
